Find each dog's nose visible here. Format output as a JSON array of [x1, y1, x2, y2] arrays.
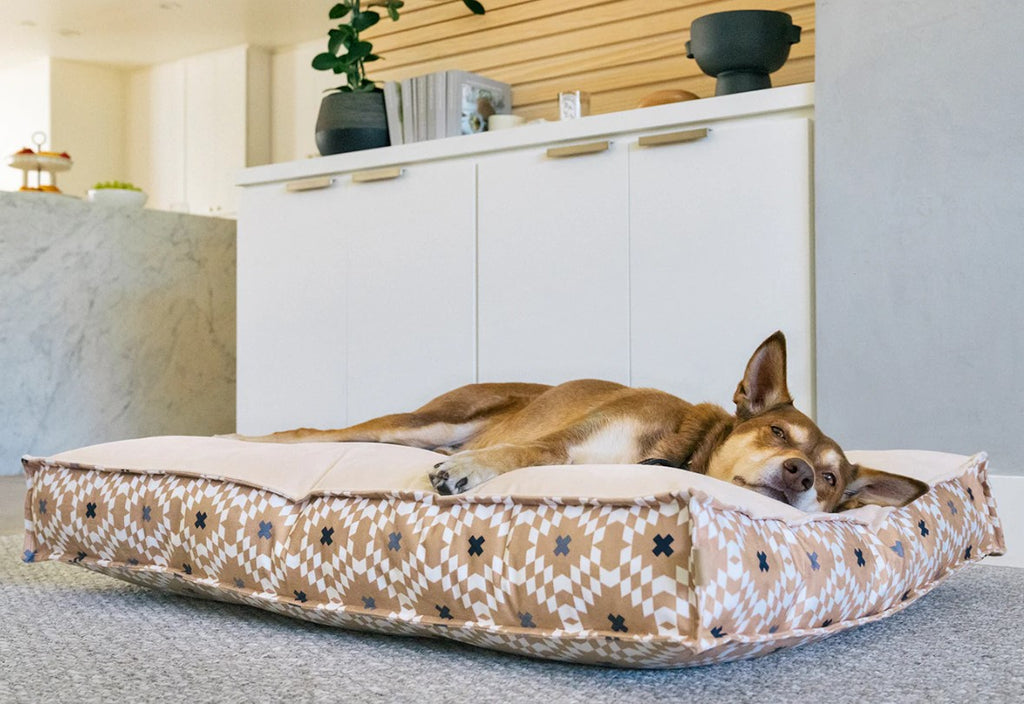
[[782, 458, 814, 492]]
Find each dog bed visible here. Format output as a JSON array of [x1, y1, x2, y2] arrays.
[[22, 437, 1004, 668]]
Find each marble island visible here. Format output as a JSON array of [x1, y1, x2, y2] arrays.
[[0, 191, 236, 474]]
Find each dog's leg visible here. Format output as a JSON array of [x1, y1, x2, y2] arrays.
[[229, 382, 552, 450], [429, 441, 568, 495], [227, 413, 483, 448]]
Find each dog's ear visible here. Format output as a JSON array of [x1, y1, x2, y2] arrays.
[[838, 466, 930, 510], [734, 331, 793, 419]]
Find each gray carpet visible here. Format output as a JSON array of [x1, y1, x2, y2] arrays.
[[2, 535, 1022, 704]]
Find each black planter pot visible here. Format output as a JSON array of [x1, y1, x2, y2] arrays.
[[686, 10, 801, 96], [315, 90, 390, 156]]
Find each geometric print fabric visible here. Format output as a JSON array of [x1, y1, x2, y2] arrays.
[[22, 452, 1004, 668]]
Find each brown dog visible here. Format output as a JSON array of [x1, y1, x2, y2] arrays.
[[236, 332, 927, 512]]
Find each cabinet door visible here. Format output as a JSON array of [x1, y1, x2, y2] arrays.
[[236, 180, 349, 435], [476, 142, 630, 384], [344, 161, 477, 423], [629, 119, 814, 412]]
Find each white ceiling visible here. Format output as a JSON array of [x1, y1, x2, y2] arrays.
[[1, 0, 331, 68]]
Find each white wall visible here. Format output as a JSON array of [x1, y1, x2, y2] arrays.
[[0, 58, 127, 199], [126, 61, 187, 211], [270, 39, 337, 164], [125, 44, 270, 216], [49, 60, 128, 198], [2, 41, 315, 201], [0, 59, 51, 193]]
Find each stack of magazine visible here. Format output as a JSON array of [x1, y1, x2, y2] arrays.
[[383, 70, 512, 146]]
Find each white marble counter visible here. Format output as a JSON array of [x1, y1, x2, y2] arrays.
[[1, 192, 236, 474]]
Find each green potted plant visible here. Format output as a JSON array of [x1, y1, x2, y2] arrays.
[[313, 0, 486, 155]]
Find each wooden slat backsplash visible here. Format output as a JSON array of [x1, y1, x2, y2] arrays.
[[364, 0, 815, 121]]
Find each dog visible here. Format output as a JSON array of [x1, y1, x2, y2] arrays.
[[234, 332, 928, 512]]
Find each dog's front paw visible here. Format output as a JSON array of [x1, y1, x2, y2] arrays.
[[429, 452, 498, 495]]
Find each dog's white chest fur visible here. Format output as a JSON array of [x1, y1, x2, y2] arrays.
[[568, 420, 641, 465]]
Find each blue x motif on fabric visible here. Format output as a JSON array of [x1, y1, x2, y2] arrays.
[[258, 521, 273, 539], [919, 520, 929, 537], [855, 548, 866, 567], [890, 540, 905, 558], [807, 551, 820, 570], [653, 534, 674, 557], [435, 605, 453, 620], [294, 591, 307, 603], [142, 506, 152, 522], [23, 550, 36, 563], [85, 502, 97, 518], [234, 578, 245, 588], [608, 614, 628, 633], [967, 487, 975, 502], [388, 532, 402, 551], [38, 500, 47, 515], [710, 626, 727, 638], [518, 612, 536, 628], [965, 545, 973, 560], [183, 563, 193, 575], [73, 551, 86, 563], [362, 596, 376, 609], [195, 511, 207, 529], [320, 527, 334, 545], [757, 551, 770, 572], [947, 500, 958, 515], [468, 536, 485, 556], [554, 536, 571, 556]]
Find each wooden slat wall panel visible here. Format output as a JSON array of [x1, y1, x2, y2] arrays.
[[363, 0, 815, 121]]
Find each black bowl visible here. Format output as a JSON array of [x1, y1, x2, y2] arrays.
[[686, 10, 801, 95]]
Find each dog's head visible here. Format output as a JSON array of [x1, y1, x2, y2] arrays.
[[706, 332, 928, 512]]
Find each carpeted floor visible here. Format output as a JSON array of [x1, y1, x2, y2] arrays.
[[2, 535, 1022, 704]]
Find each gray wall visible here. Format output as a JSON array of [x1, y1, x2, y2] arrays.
[[815, 0, 1024, 475]]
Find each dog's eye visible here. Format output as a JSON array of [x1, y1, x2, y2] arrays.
[[823, 472, 837, 487], [770, 425, 786, 440]]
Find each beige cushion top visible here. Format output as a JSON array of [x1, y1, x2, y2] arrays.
[[30, 436, 982, 525]]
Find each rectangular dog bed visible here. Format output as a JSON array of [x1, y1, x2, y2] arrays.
[[22, 437, 1005, 668]]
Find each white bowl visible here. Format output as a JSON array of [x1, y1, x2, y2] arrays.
[[87, 188, 148, 208]]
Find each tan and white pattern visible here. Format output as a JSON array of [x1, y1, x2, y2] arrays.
[[21, 438, 1005, 668]]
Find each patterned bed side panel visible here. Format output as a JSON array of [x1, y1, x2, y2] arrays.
[[20, 454, 1004, 668], [687, 454, 1003, 655], [22, 460, 697, 666]]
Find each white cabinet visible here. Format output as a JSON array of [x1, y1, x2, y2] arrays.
[[185, 46, 270, 217], [344, 162, 477, 423], [236, 160, 476, 434], [129, 45, 269, 216], [236, 84, 816, 431], [629, 119, 814, 412], [476, 142, 630, 384], [236, 180, 349, 435]]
